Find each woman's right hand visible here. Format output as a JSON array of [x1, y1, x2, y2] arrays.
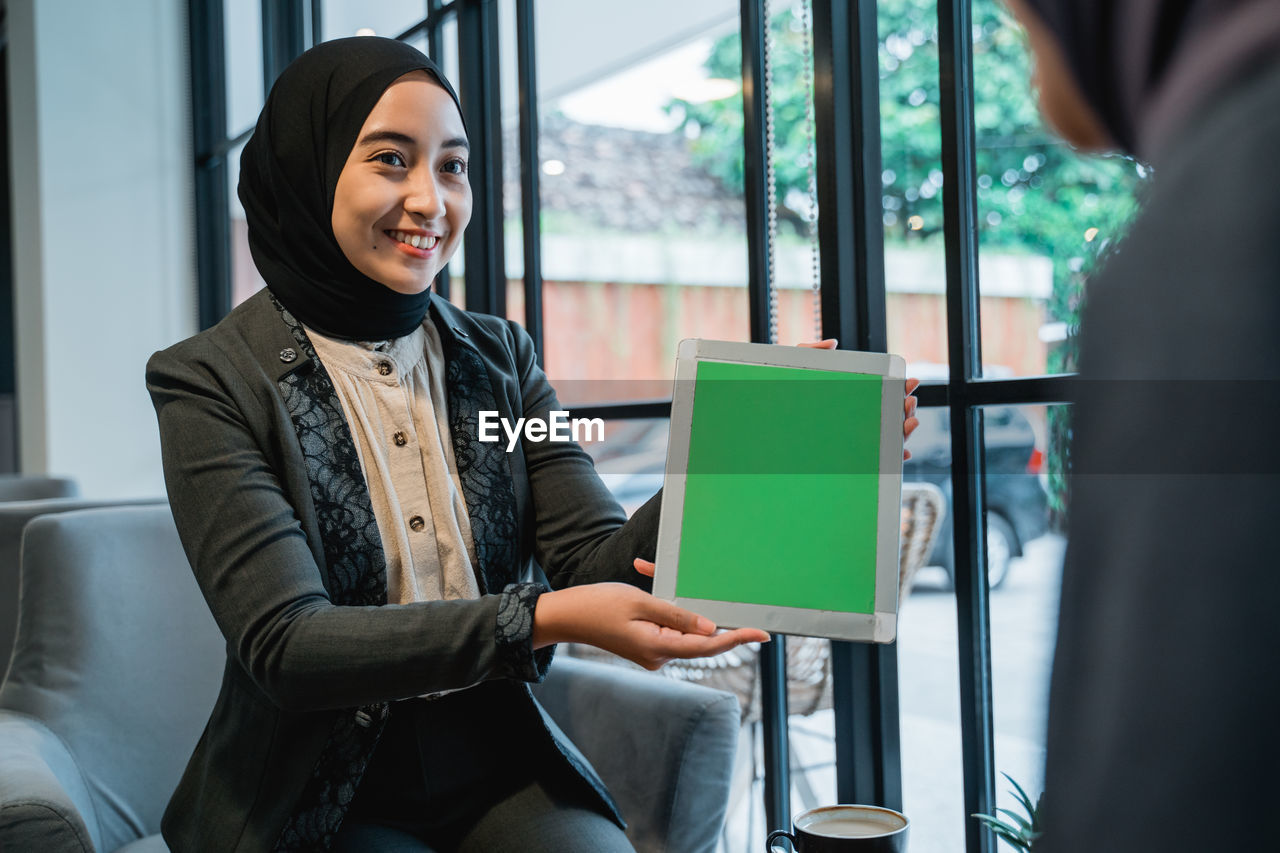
[[531, 583, 769, 671]]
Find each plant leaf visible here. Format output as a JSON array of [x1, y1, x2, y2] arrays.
[[1003, 772, 1038, 819], [972, 814, 1032, 849], [989, 824, 1032, 849], [971, 814, 1013, 834], [997, 807, 1033, 834]]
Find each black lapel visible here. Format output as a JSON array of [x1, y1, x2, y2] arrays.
[[267, 293, 390, 852], [434, 312, 521, 595], [269, 293, 388, 607]]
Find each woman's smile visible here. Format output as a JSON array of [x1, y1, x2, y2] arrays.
[[386, 229, 442, 256]]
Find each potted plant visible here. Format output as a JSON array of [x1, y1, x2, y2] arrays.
[[972, 773, 1042, 850]]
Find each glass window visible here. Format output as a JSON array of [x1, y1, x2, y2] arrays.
[[897, 401, 1063, 851], [499, 0, 526, 326], [972, 2, 1142, 378], [897, 457, 965, 853], [436, 13, 467, 310], [321, 0, 430, 41], [881, 0, 949, 369], [534, 1, 747, 399], [752, 3, 826, 347], [581, 417, 666, 515], [987, 403, 1064, 829], [225, 0, 265, 137], [228, 138, 266, 308]]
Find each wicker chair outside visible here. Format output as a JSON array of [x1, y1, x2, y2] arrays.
[[566, 481, 948, 724]]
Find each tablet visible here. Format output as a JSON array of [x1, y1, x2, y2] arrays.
[[652, 339, 906, 643]]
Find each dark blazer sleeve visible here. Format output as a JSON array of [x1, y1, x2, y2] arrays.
[[504, 320, 661, 592], [146, 339, 547, 713]]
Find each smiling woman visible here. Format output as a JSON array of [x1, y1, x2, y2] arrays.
[[330, 71, 472, 295], [146, 36, 780, 853]]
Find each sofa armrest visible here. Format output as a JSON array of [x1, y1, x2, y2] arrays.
[[533, 656, 740, 853], [0, 711, 97, 852]]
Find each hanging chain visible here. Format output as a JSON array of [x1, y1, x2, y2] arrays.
[[799, 0, 822, 341], [763, 0, 822, 344], [762, 0, 780, 345]]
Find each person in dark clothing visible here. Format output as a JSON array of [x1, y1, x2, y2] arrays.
[[1002, 2, 1280, 851]]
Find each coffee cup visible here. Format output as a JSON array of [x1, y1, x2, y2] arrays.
[[766, 804, 909, 852]]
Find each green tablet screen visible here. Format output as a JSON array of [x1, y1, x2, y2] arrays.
[[674, 360, 884, 614]]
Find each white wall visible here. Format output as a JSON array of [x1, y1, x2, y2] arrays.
[[7, 0, 196, 498]]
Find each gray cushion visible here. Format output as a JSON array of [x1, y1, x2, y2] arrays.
[[0, 711, 95, 852], [0, 476, 77, 503], [534, 656, 740, 853], [0, 506, 223, 852], [1, 498, 164, 682]]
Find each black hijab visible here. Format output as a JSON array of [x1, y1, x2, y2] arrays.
[[238, 37, 464, 340], [1019, 0, 1280, 159]]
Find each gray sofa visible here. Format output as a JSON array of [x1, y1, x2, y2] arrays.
[[0, 505, 740, 852], [0, 475, 78, 503], [0, 498, 164, 682]]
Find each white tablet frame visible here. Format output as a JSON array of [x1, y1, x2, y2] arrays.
[[652, 339, 906, 643]]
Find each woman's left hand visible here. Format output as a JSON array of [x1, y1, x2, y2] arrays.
[[797, 339, 920, 459]]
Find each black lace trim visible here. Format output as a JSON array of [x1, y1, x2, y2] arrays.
[[440, 334, 555, 682], [271, 705, 388, 851], [269, 293, 390, 852], [271, 293, 387, 608], [496, 582, 554, 681], [440, 337, 521, 595]]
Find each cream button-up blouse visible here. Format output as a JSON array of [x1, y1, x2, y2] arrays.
[[306, 320, 481, 605]]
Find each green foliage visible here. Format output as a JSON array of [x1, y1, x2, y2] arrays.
[[667, 5, 820, 235], [972, 773, 1043, 850], [672, 0, 1142, 297], [667, 0, 1147, 525]]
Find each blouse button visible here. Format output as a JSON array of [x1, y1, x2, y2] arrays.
[[377, 361, 393, 376], [278, 348, 297, 363], [409, 515, 426, 532], [393, 431, 408, 447]]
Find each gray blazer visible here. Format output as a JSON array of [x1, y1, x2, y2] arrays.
[[146, 288, 661, 852]]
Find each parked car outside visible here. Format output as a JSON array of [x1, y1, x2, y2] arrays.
[[903, 402, 1049, 589]]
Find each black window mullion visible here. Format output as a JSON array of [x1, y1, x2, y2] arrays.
[[515, 0, 543, 361], [739, 0, 774, 349], [563, 400, 671, 422], [812, 0, 902, 812], [309, 0, 321, 49], [937, 1, 996, 852], [190, 0, 232, 330], [424, 2, 453, 301], [425, 0, 446, 67], [262, 0, 307, 92], [739, 0, 790, 836], [397, 0, 462, 41], [456, 0, 505, 317], [813, 0, 886, 354]]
